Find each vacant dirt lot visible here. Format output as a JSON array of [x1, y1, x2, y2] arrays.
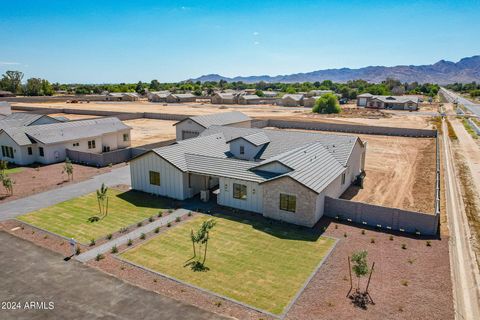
[[123, 119, 176, 147], [48, 112, 100, 120], [343, 135, 436, 213], [0, 163, 122, 203], [13, 101, 433, 129]]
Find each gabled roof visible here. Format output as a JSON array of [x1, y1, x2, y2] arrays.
[[0, 113, 61, 129], [282, 94, 304, 101], [357, 93, 373, 98], [214, 92, 236, 99], [174, 93, 196, 99], [2, 117, 130, 146], [239, 94, 260, 100], [228, 132, 270, 147], [174, 111, 251, 128]]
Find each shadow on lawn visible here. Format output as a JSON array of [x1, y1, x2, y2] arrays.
[[116, 190, 177, 210], [208, 206, 327, 242]]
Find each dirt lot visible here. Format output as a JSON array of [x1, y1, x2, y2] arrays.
[[13, 101, 434, 129], [123, 118, 176, 147], [48, 112, 100, 120], [0, 163, 122, 203], [343, 134, 436, 213]]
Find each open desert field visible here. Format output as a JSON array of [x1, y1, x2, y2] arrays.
[[48, 112, 100, 120], [123, 118, 176, 147]]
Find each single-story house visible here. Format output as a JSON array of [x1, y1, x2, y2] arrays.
[[0, 117, 131, 165], [130, 125, 366, 227], [307, 90, 333, 97], [148, 91, 171, 102], [174, 93, 197, 103], [238, 94, 261, 105], [304, 96, 322, 108], [211, 92, 238, 104], [0, 112, 62, 128], [280, 94, 304, 107], [262, 91, 279, 98], [357, 94, 419, 110], [174, 111, 252, 141], [105, 92, 140, 101]]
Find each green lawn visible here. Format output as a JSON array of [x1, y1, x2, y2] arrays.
[[4, 167, 23, 174], [120, 213, 335, 315], [18, 189, 171, 243]]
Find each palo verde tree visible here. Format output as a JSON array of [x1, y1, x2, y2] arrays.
[[62, 158, 74, 181]]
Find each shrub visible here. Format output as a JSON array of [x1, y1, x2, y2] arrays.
[[188, 211, 192, 217], [140, 233, 146, 240], [389, 235, 394, 241], [401, 243, 407, 250], [214, 301, 222, 307], [343, 232, 347, 238], [312, 93, 341, 114], [43, 235, 48, 239], [75, 247, 81, 255], [168, 209, 173, 213], [137, 222, 143, 227], [119, 227, 128, 233], [153, 278, 157, 283], [158, 211, 163, 218], [426, 240, 432, 247], [175, 217, 181, 223], [361, 229, 365, 235], [90, 239, 96, 246], [370, 238, 375, 244], [167, 222, 171, 228], [154, 227, 160, 233], [149, 216, 154, 222], [106, 233, 113, 240], [95, 253, 104, 261], [111, 245, 118, 254], [400, 280, 409, 286], [127, 239, 133, 246], [335, 224, 338, 229]]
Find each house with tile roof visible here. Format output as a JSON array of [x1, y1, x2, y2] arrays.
[[130, 125, 366, 227], [357, 94, 419, 110], [0, 117, 131, 165]]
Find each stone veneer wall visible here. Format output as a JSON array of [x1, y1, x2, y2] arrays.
[[262, 176, 318, 227]]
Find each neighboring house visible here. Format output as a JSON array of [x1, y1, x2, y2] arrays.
[[238, 94, 261, 105], [0, 117, 131, 165], [174, 93, 197, 103], [357, 94, 420, 110], [106, 92, 140, 101], [130, 125, 366, 227], [211, 92, 237, 104], [304, 96, 322, 108], [0, 91, 15, 97], [0, 112, 62, 128], [281, 94, 304, 107], [148, 91, 171, 102], [0, 101, 12, 116], [174, 111, 252, 141], [262, 91, 279, 98], [307, 89, 333, 97]]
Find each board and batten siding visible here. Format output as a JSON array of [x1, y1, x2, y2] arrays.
[[218, 177, 263, 213], [130, 152, 186, 200], [228, 139, 263, 161], [175, 120, 205, 141]]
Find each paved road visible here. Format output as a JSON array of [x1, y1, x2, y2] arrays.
[[440, 87, 480, 117], [0, 231, 223, 320], [0, 165, 131, 221], [442, 119, 480, 320], [76, 209, 190, 262]]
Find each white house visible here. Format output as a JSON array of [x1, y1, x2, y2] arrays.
[[0, 117, 131, 165], [130, 125, 366, 227], [174, 111, 252, 141]]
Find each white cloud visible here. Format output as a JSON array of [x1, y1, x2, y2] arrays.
[[254, 41, 260, 45], [0, 61, 21, 66], [253, 31, 259, 36]]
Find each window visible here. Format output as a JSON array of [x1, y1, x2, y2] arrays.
[[233, 183, 247, 200], [341, 173, 346, 185], [27, 147, 32, 155], [1, 146, 14, 158], [123, 133, 129, 142], [239, 145, 245, 155], [280, 194, 296, 213], [39, 147, 44, 157], [88, 140, 96, 149], [149, 171, 160, 186], [73, 142, 79, 147]]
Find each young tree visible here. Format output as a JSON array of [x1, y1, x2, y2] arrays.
[[312, 93, 341, 114], [62, 158, 74, 181], [2, 174, 14, 196], [189, 219, 216, 268], [351, 250, 369, 291], [96, 183, 109, 219], [0, 160, 8, 175]]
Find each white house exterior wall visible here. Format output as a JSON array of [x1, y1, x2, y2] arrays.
[[130, 152, 186, 200], [0, 132, 29, 165], [254, 161, 291, 174], [229, 139, 262, 161], [175, 120, 205, 141], [218, 177, 263, 213], [357, 97, 368, 106]]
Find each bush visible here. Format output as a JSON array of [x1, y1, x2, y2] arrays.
[[95, 253, 104, 261], [188, 211, 192, 217], [167, 222, 171, 228], [370, 238, 375, 244], [90, 239, 96, 246], [158, 211, 163, 218], [343, 232, 347, 238], [175, 217, 181, 223], [140, 233, 146, 240], [149, 216, 154, 222], [426, 240, 431, 247], [75, 247, 81, 255], [401, 243, 407, 250], [137, 222, 143, 227], [111, 245, 118, 254], [361, 229, 365, 235], [312, 93, 341, 114], [106, 233, 113, 240], [389, 235, 394, 241], [127, 239, 133, 246], [168, 209, 173, 213], [154, 227, 160, 233]]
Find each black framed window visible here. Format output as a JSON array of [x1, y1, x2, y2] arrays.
[[233, 183, 247, 200], [39, 147, 44, 157], [149, 171, 160, 186], [280, 194, 296, 213]]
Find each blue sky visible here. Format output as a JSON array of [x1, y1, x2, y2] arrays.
[[1, 0, 479, 83]]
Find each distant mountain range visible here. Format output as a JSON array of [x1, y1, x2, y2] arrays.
[[190, 56, 480, 84]]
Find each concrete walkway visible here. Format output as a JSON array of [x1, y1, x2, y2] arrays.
[[76, 208, 190, 263], [0, 165, 131, 221]]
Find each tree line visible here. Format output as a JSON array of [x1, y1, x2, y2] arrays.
[[445, 82, 480, 98], [1, 70, 440, 98]]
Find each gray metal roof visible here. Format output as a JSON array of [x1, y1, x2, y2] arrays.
[[176, 111, 251, 128], [201, 126, 357, 166], [174, 93, 196, 99], [229, 132, 270, 147], [371, 95, 419, 103], [240, 94, 260, 100], [2, 117, 130, 146], [0, 113, 61, 130], [282, 94, 304, 101]]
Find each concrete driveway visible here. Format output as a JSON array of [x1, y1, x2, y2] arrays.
[[0, 231, 224, 320]]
